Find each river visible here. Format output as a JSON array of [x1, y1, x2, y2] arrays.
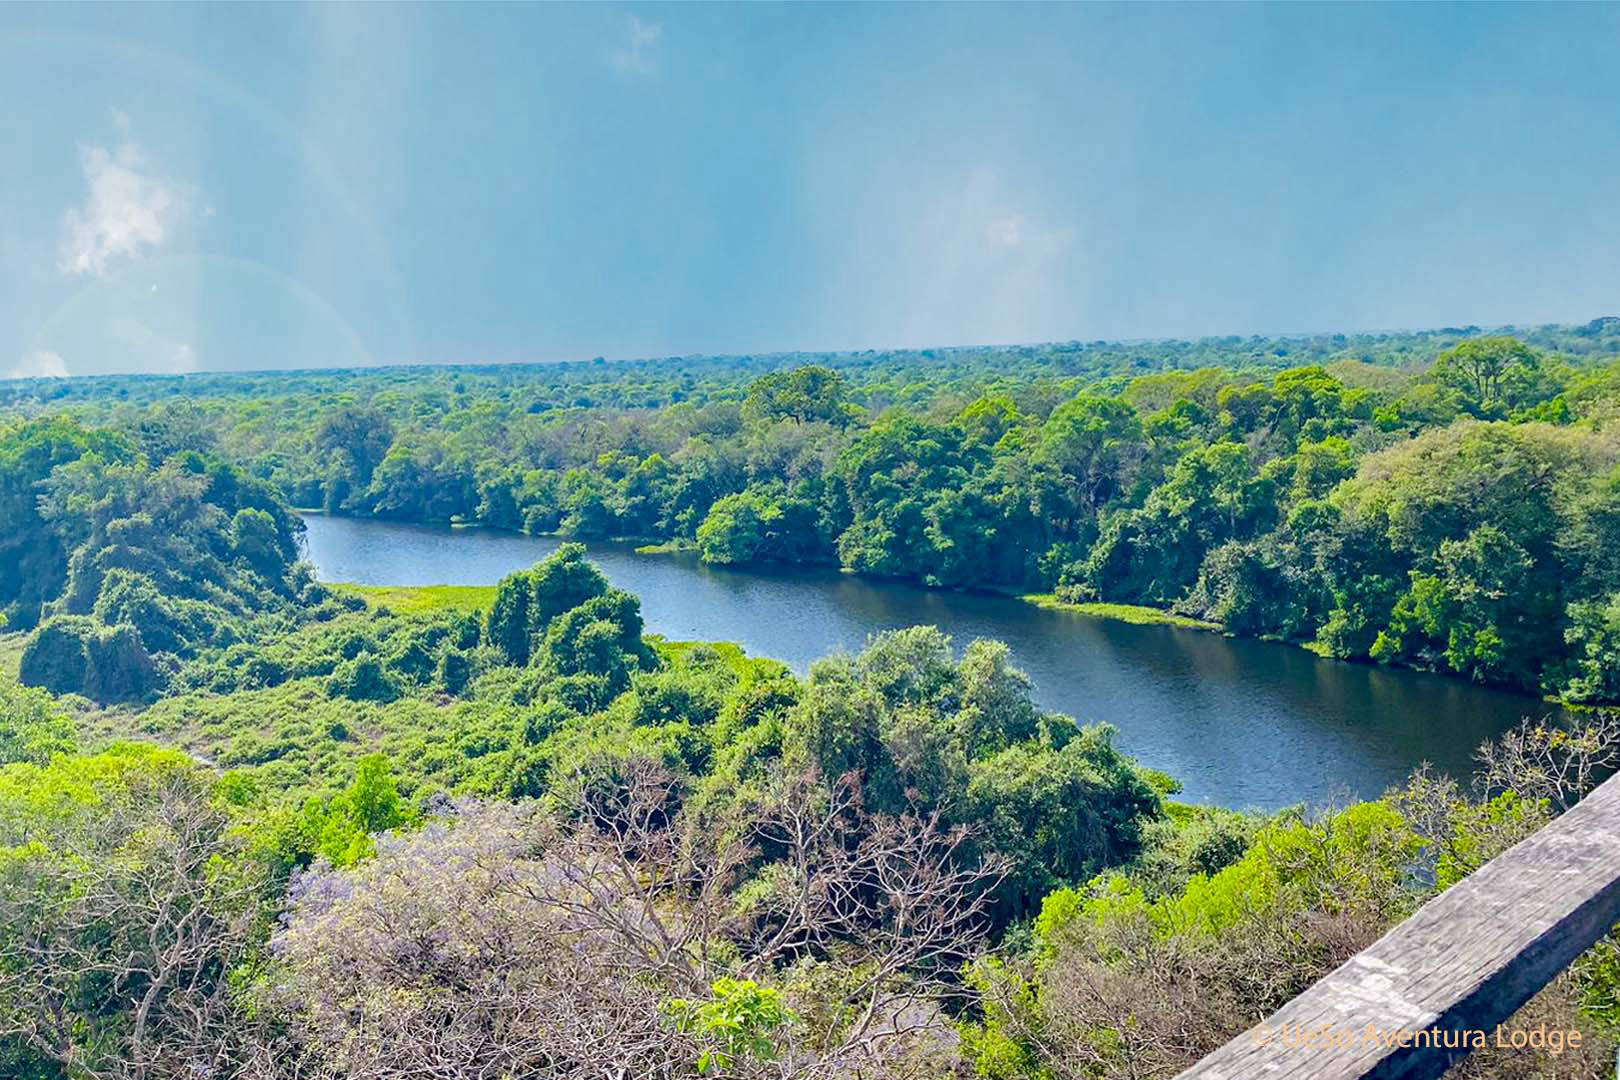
[[300, 514, 1557, 810]]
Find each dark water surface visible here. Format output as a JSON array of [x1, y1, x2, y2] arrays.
[[301, 514, 1557, 810]]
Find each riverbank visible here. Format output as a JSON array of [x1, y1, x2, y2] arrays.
[[331, 579, 1529, 711], [317, 583, 1570, 743], [302, 512, 1536, 696], [304, 511, 1219, 631], [335, 582, 1220, 642], [1017, 593, 1219, 631]]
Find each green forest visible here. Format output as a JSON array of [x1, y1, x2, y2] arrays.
[[8, 318, 1620, 699], [3, 320, 1620, 1078]]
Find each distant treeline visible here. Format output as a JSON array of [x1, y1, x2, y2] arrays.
[[5, 316, 1619, 410]]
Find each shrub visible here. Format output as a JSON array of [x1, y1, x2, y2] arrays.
[[326, 658, 400, 703], [19, 617, 93, 696], [230, 507, 283, 573], [22, 617, 161, 703], [385, 640, 435, 683], [437, 649, 473, 696], [486, 544, 610, 666], [83, 624, 161, 703], [0, 682, 76, 765]]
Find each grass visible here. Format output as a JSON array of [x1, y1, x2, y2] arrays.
[[1019, 594, 1219, 630], [0, 631, 26, 682], [646, 635, 789, 681], [634, 540, 695, 555], [333, 584, 497, 616]]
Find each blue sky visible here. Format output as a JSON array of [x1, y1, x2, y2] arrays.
[[2, 2, 1618, 377]]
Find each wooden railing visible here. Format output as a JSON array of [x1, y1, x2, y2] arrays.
[[1176, 771, 1620, 1080]]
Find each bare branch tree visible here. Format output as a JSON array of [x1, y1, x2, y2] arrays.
[[0, 764, 269, 1080], [1474, 712, 1620, 812], [252, 762, 1006, 1080]]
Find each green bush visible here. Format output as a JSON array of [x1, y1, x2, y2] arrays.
[[486, 543, 610, 665], [19, 617, 93, 696], [83, 624, 161, 703], [385, 640, 436, 683], [438, 649, 473, 696], [0, 682, 77, 765], [326, 658, 401, 703]]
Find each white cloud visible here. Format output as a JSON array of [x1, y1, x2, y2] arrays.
[[8, 350, 70, 380], [59, 138, 184, 277], [611, 14, 662, 75]]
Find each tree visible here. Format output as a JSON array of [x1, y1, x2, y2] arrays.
[[313, 405, 394, 512], [696, 488, 822, 566], [0, 418, 132, 629], [1078, 441, 1271, 607], [1330, 421, 1607, 686], [486, 567, 535, 665], [1036, 394, 1143, 518], [230, 507, 283, 573], [698, 491, 775, 564], [0, 682, 76, 766], [536, 588, 651, 704], [1371, 525, 1546, 684], [742, 366, 848, 426], [1430, 336, 1540, 411], [665, 978, 794, 1075], [19, 617, 91, 696], [256, 765, 1004, 1079], [957, 395, 1021, 449], [558, 468, 618, 537], [0, 746, 270, 1080], [784, 628, 1161, 920], [1562, 593, 1620, 702], [487, 544, 612, 665], [964, 802, 1419, 1080], [832, 415, 966, 579], [1183, 539, 1301, 638], [83, 624, 161, 704], [530, 542, 611, 622]]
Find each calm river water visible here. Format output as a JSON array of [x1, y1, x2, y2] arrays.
[[301, 514, 1557, 810]]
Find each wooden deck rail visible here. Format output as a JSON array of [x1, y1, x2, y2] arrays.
[[1176, 771, 1620, 1080]]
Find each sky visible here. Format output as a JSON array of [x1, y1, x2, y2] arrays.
[[2, 2, 1618, 378]]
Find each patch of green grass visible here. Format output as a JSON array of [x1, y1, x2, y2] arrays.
[[646, 635, 788, 682], [1019, 594, 1219, 630], [334, 584, 496, 617], [634, 540, 695, 555], [0, 631, 27, 683]]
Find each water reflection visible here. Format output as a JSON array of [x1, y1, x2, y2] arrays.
[[301, 515, 1556, 810]]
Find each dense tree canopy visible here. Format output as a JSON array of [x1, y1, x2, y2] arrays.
[[11, 322, 1619, 696], [0, 421, 312, 703]]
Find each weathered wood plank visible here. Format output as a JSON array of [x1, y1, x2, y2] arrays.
[[1175, 771, 1620, 1080]]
